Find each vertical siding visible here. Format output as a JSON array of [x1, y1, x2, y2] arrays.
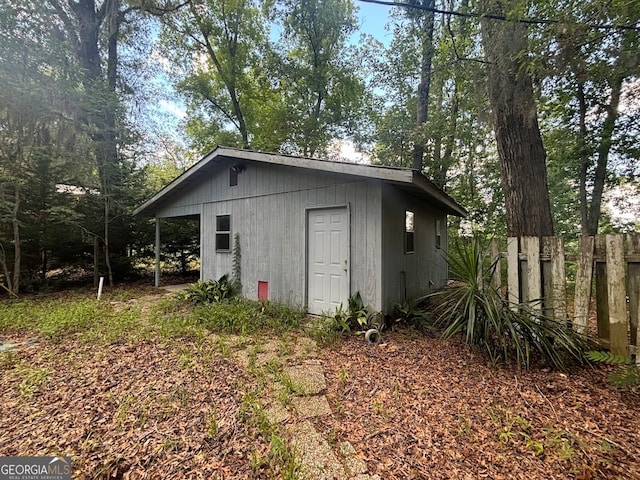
[[157, 158, 455, 313], [381, 183, 448, 312], [198, 161, 382, 310]]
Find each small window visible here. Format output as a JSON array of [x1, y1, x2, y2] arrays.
[[436, 219, 442, 249], [216, 214, 231, 251], [405, 211, 415, 254], [229, 166, 238, 186]]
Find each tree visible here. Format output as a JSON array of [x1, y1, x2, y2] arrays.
[[410, 0, 436, 171], [45, 0, 165, 285], [0, 1, 84, 293], [371, 0, 496, 226], [161, 0, 284, 151], [540, 0, 640, 235], [276, 0, 366, 157], [479, 0, 554, 237]]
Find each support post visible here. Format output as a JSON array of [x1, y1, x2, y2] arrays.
[[155, 217, 161, 288]]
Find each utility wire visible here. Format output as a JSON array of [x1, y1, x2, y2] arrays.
[[357, 0, 640, 32]]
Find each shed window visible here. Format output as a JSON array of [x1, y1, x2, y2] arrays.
[[405, 211, 415, 254], [229, 166, 238, 186], [436, 219, 442, 249], [216, 215, 231, 251]]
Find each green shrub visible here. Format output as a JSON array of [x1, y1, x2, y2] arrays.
[[180, 275, 239, 304], [429, 237, 592, 370], [393, 300, 432, 332], [331, 292, 382, 333]]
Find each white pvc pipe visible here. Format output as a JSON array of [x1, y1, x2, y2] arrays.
[[97, 276, 104, 300]]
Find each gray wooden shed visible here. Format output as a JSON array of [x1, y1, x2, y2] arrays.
[[134, 147, 467, 314]]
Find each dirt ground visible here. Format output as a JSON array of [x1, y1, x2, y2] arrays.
[[1, 309, 639, 479]]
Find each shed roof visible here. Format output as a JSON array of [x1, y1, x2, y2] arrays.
[[133, 146, 467, 217]]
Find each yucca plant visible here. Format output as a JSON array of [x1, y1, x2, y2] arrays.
[[429, 237, 592, 371]]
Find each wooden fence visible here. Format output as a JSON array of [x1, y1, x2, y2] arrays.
[[488, 234, 640, 358]]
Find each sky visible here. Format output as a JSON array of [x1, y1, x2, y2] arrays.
[[355, 1, 394, 45]]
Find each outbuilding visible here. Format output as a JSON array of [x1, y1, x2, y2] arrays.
[[134, 147, 467, 314]]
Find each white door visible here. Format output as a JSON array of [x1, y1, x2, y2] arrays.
[[307, 208, 349, 315]]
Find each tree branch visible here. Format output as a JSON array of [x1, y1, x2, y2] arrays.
[[357, 0, 640, 32]]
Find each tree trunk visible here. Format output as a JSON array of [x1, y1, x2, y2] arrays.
[[41, 249, 47, 285], [577, 79, 589, 234], [94, 234, 100, 288], [411, 0, 436, 172], [104, 195, 114, 287], [11, 186, 20, 294], [481, 5, 554, 237], [65, 0, 120, 283], [580, 75, 623, 236]]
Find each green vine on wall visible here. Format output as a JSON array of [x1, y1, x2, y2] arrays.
[[232, 233, 242, 293]]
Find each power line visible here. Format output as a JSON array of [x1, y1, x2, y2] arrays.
[[357, 0, 640, 32]]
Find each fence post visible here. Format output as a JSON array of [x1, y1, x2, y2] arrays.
[[606, 234, 628, 356], [573, 236, 594, 336], [507, 237, 519, 309]]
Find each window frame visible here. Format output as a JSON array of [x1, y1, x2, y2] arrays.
[[404, 210, 415, 254], [435, 219, 442, 250], [215, 214, 231, 252]]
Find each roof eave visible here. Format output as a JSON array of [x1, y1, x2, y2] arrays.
[[132, 146, 467, 218], [132, 147, 222, 217], [411, 172, 468, 217]]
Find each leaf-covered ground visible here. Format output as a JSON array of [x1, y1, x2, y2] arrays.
[[1, 290, 639, 479], [318, 333, 640, 480], [0, 336, 261, 479]]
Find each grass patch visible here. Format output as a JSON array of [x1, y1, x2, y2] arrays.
[[195, 298, 305, 335], [241, 390, 301, 479], [13, 363, 49, 399], [0, 298, 109, 341], [0, 288, 306, 346], [302, 316, 343, 347]]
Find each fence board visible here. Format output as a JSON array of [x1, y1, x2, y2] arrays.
[[573, 236, 594, 335], [548, 236, 567, 322], [524, 236, 542, 311], [606, 235, 628, 356], [507, 237, 519, 310], [499, 234, 637, 356], [595, 235, 610, 341], [541, 236, 552, 316], [625, 234, 640, 351]]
